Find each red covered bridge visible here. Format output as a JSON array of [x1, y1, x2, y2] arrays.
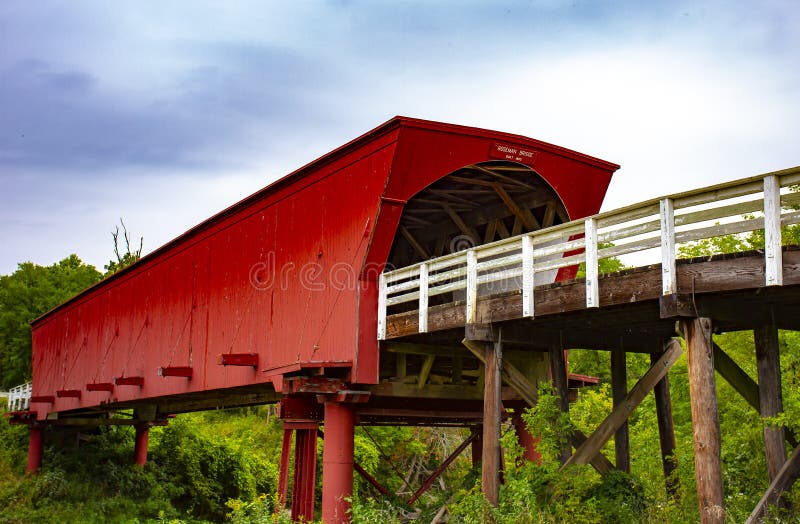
[[13, 116, 800, 523], [17, 117, 618, 521]]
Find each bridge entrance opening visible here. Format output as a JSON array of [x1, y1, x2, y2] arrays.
[[387, 161, 570, 269]]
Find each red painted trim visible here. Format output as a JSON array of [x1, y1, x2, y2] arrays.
[[158, 366, 193, 378], [56, 389, 81, 398], [217, 353, 259, 367], [86, 383, 114, 392], [114, 376, 144, 387], [29, 396, 55, 404]]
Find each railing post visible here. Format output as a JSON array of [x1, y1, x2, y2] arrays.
[[377, 273, 387, 340], [418, 263, 429, 333], [466, 250, 478, 323], [660, 198, 677, 295], [585, 218, 599, 308], [522, 235, 534, 317], [764, 175, 783, 286]]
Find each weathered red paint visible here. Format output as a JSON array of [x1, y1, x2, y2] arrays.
[[28, 117, 618, 420], [134, 424, 149, 466], [86, 382, 114, 392], [512, 413, 542, 464], [322, 402, 355, 524], [291, 427, 318, 522], [26, 426, 44, 474], [218, 353, 259, 367]]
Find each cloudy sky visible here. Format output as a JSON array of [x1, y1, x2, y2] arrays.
[[1, 1, 798, 275]]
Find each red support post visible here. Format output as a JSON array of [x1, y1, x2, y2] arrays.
[[26, 425, 44, 474], [277, 428, 293, 510], [134, 423, 149, 466], [291, 427, 318, 522], [512, 413, 541, 464], [322, 402, 355, 524]]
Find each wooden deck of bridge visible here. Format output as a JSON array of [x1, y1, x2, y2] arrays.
[[379, 247, 800, 524]]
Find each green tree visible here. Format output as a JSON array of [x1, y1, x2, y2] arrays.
[[0, 255, 101, 389]]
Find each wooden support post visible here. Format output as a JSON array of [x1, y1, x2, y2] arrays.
[[396, 353, 407, 380], [683, 318, 725, 524], [26, 425, 44, 474], [584, 218, 599, 308], [660, 198, 677, 295], [755, 322, 786, 482], [291, 427, 318, 522], [652, 347, 679, 497], [472, 426, 483, 468], [564, 340, 682, 469], [133, 423, 149, 466], [418, 355, 435, 390], [763, 174, 783, 286], [746, 442, 800, 524], [549, 342, 571, 464], [277, 427, 292, 510], [322, 402, 355, 524], [513, 412, 541, 463], [611, 349, 630, 473], [418, 262, 429, 333], [482, 334, 502, 507]]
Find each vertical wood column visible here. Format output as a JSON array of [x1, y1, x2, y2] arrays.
[[651, 346, 678, 497], [322, 402, 355, 524], [133, 423, 150, 466], [512, 412, 541, 463], [482, 337, 502, 507], [611, 349, 630, 472], [26, 425, 44, 474], [472, 426, 483, 468], [549, 342, 570, 464], [277, 427, 293, 509], [755, 321, 786, 482], [683, 318, 725, 524], [292, 427, 318, 522]]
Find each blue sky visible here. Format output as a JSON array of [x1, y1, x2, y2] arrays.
[[1, 1, 799, 274]]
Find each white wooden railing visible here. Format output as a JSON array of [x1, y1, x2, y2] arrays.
[[378, 167, 800, 339], [6, 382, 32, 411]]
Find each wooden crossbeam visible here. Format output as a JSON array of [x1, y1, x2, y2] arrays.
[[483, 219, 497, 243], [713, 342, 759, 411], [495, 218, 511, 239], [418, 355, 435, 389], [429, 189, 479, 206], [562, 339, 682, 469], [385, 342, 470, 358], [746, 442, 800, 524], [466, 164, 536, 191], [400, 226, 431, 260], [407, 430, 479, 504], [441, 203, 479, 243], [493, 183, 540, 231], [713, 341, 797, 448], [571, 430, 615, 474], [542, 201, 557, 228]]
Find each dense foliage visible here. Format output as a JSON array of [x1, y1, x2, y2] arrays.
[[0, 255, 101, 389]]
